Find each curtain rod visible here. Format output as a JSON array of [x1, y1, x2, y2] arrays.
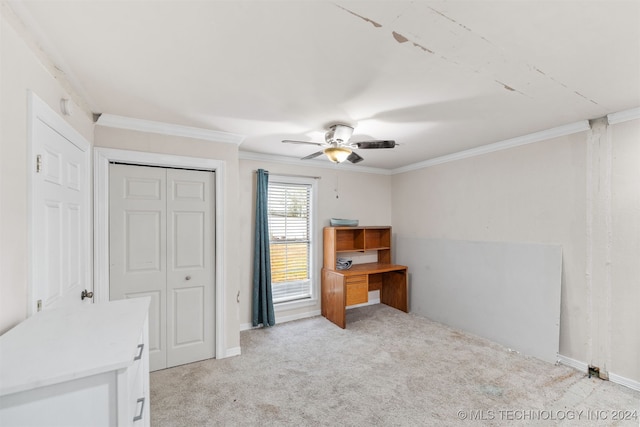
[[254, 170, 321, 180]]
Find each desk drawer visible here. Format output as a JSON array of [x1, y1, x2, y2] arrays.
[[346, 275, 368, 306]]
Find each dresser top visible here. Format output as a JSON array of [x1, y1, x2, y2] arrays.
[[0, 298, 150, 396]]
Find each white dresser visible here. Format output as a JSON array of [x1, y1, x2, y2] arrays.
[[0, 298, 151, 427]]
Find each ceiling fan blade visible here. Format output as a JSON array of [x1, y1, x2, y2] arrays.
[[282, 139, 324, 146], [301, 151, 324, 160], [354, 140, 396, 149], [347, 151, 364, 164]]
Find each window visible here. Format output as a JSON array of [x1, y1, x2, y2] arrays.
[[268, 176, 315, 304]]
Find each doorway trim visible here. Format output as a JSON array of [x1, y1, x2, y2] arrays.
[[94, 147, 227, 359]]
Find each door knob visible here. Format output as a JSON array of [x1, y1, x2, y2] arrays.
[[81, 289, 94, 300], [185, 275, 191, 281]]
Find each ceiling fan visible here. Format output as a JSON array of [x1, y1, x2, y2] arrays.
[[282, 124, 397, 164]]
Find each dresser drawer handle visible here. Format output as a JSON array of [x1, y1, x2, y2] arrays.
[[133, 397, 145, 422], [134, 343, 144, 361]]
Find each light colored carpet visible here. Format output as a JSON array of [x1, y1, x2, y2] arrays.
[[150, 305, 640, 426]]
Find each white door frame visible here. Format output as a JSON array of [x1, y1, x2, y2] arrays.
[[94, 147, 226, 359], [28, 91, 91, 316]]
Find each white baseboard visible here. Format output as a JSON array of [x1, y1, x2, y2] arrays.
[[556, 354, 588, 372], [557, 354, 640, 392], [276, 309, 321, 324], [240, 309, 322, 331], [240, 322, 258, 331], [609, 372, 640, 392], [224, 346, 241, 358], [241, 291, 382, 330]]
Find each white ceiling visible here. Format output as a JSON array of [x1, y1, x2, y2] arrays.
[[10, 0, 640, 170]]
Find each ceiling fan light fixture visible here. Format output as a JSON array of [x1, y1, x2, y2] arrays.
[[330, 124, 354, 143], [324, 146, 352, 163]]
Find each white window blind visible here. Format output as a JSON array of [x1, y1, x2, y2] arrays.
[[268, 180, 312, 303]]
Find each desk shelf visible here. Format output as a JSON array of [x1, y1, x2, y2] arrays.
[[321, 226, 408, 328], [324, 226, 392, 269]]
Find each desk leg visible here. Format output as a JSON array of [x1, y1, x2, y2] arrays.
[[381, 271, 408, 312], [321, 269, 346, 328]]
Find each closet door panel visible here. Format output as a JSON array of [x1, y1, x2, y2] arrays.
[[110, 164, 167, 371], [166, 169, 215, 368]]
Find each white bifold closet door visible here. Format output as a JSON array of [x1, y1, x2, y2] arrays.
[[109, 163, 215, 371]]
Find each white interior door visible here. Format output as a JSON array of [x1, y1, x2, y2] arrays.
[[166, 169, 215, 367], [109, 164, 215, 371], [30, 93, 91, 314]]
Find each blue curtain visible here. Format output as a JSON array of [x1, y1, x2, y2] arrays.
[[252, 169, 276, 327]]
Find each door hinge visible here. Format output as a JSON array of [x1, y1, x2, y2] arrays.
[[36, 154, 42, 173], [37, 299, 42, 312]]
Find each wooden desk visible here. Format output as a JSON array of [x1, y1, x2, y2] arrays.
[[321, 262, 408, 328]]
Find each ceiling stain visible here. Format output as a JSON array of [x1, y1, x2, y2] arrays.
[[534, 66, 599, 105], [427, 6, 490, 43], [393, 31, 409, 43], [574, 91, 600, 106], [335, 4, 382, 28], [428, 6, 467, 29], [335, 4, 436, 56], [539, 71, 570, 90], [412, 42, 434, 54], [533, 66, 569, 89], [391, 31, 435, 54], [494, 80, 531, 98], [495, 80, 515, 92]]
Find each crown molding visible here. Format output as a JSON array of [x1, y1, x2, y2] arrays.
[[96, 114, 246, 145], [607, 107, 640, 125], [239, 151, 392, 175], [391, 120, 591, 175]]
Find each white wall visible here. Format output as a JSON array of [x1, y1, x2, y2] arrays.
[[0, 8, 94, 334], [609, 119, 640, 383], [93, 126, 242, 352], [391, 119, 640, 383], [238, 159, 392, 327]]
